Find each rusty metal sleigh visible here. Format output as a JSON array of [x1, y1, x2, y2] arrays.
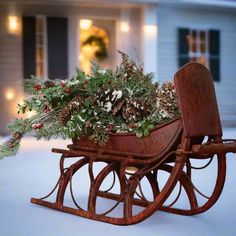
[[31, 63, 236, 225]]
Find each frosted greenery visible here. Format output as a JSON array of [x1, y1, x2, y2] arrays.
[[0, 52, 179, 159]]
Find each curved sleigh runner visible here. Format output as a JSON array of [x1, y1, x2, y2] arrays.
[[31, 63, 236, 225]]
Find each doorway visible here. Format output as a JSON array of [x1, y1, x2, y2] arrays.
[[79, 18, 116, 74]]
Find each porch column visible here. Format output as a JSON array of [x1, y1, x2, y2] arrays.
[[142, 4, 158, 80], [116, 8, 131, 63], [68, 15, 78, 78]]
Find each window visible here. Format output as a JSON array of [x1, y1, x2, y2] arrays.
[[178, 28, 220, 81], [23, 16, 68, 79], [187, 30, 209, 67]]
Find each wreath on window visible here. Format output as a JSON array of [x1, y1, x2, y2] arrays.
[[82, 35, 108, 61]]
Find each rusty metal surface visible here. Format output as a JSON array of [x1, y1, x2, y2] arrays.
[[174, 62, 222, 138], [31, 63, 236, 225], [192, 140, 236, 156], [72, 118, 182, 156]]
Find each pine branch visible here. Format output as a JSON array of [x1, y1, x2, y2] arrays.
[[0, 140, 21, 159], [0, 52, 180, 159]]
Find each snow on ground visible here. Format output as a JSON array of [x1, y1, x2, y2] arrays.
[[0, 129, 236, 236]]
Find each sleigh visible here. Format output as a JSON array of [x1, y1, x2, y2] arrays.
[[31, 63, 236, 225]]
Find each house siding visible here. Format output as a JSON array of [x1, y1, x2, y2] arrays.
[[0, 2, 143, 134], [157, 5, 236, 125], [0, 12, 25, 134]]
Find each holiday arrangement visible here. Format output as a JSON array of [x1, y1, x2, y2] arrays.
[[0, 52, 179, 159]]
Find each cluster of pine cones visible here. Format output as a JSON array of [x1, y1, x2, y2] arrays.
[[93, 86, 152, 123], [156, 82, 178, 117], [57, 81, 176, 126]]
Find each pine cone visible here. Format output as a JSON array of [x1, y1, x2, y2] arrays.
[[157, 82, 177, 117], [95, 87, 124, 113], [13, 132, 22, 140], [96, 87, 112, 105], [112, 98, 125, 115], [122, 98, 151, 123], [57, 96, 84, 124]]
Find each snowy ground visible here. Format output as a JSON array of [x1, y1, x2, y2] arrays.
[[0, 129, 236, 236]]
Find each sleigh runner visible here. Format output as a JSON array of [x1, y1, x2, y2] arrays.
[[31, 63, 236, 225]]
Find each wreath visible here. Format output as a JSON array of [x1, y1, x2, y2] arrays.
[[82, 35, 108, 61]]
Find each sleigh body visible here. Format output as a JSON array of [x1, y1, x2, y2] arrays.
[[31, 63, 236, 225]]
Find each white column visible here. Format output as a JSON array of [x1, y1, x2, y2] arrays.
[[116, 8, 131, 63], [142, 4, 158, 80], [68, 15, 78, 78]]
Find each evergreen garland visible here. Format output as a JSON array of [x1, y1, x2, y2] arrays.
[[0, 52, 180, 159]]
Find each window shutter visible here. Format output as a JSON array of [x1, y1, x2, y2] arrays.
[[209, 30, 220, 81], [22, 16, 36, 79], [178, 28, 190, 67], [47, 17, 68, 79]]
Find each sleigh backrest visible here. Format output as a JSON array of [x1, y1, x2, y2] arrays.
[[174, 63, 222, 138]]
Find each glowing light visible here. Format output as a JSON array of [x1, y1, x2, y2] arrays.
[[5, 89, 15, 100], [27, 110, 36, 118], [80, 19, 93, 30], [120, 22, 130, 32], [8, 16, 19, 33], [144, 25, 157, 39]]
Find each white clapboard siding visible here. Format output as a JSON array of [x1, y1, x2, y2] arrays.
[[157, 5, 236, 125], [0, 13, 25, 134]]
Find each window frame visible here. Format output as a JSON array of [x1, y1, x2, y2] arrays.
[[35, 15, 48, 78], [187, 29, 210, 68], [178, 27, 220, 82]]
